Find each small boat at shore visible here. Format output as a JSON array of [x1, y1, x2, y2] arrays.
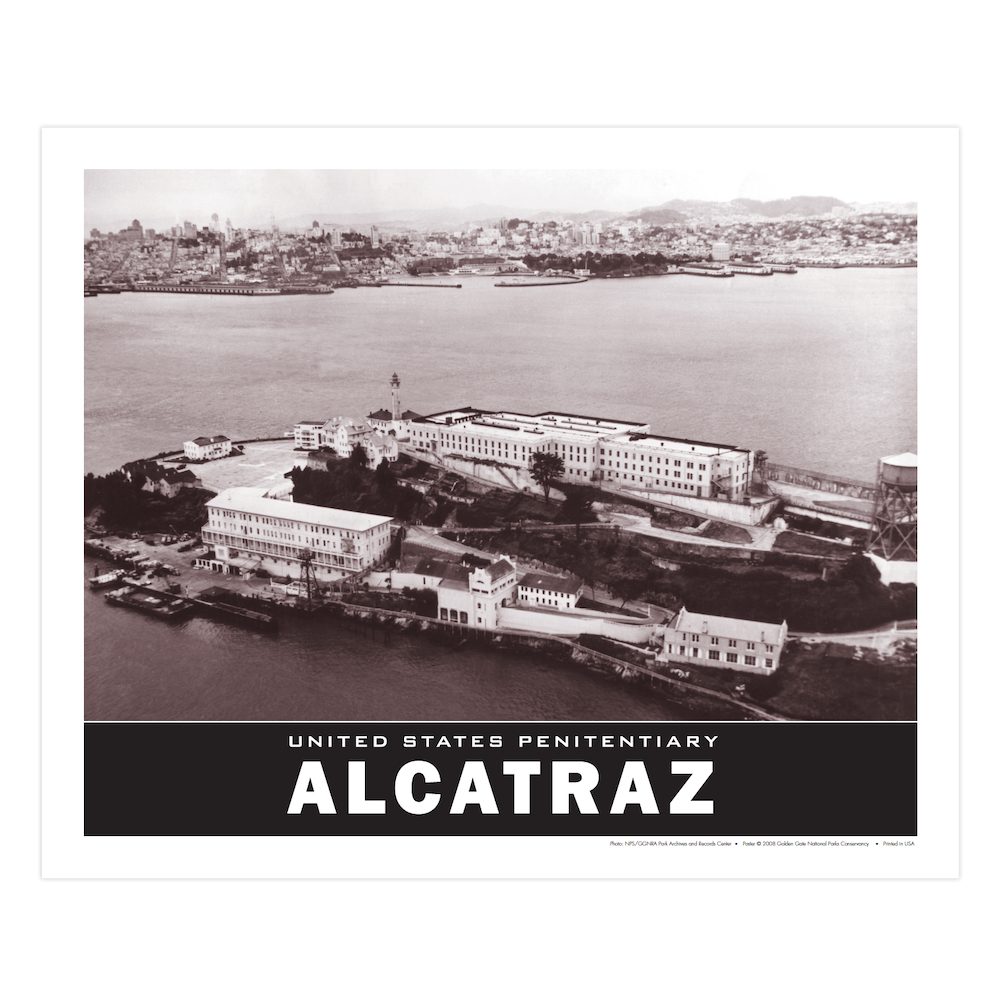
[[89, 568, 126, 589], [105, 585, 196, 619]]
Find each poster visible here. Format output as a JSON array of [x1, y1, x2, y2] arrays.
[[42, 129, 957, 878]]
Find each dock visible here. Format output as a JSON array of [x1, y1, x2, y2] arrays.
[[377, 281, 463, 288], [192, 587, 278, 630]]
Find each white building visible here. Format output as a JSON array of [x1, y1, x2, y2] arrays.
[[517, 571, 584, 610], [598, 433, 753, 500], [202, 487, 394, 582], [657, 607, 787, 675], [711, 242, 732, 261], [320, 417, 399, 467], [294, 421, 326, 450], [435, 558, 518, 629], [183, 435, 232, 461], [410, 408, 649, 484]]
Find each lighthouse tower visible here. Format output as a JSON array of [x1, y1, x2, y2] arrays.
[[390, 372, 401, 421]]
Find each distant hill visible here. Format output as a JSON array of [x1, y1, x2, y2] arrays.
[[732, 196, 850, 217], [625, 206, 688, 224], [628, 196, 852, 221]]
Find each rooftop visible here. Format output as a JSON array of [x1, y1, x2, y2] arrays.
[[519, 571, 584, 594], [669, 607, 785, 645], [207, 486, 393, 532]]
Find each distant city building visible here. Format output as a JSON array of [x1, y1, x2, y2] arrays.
[[711, 242, 732, 261], [183, 220, 197, 239], [370, 226, 379, 248], [211, 213, 219, 232]]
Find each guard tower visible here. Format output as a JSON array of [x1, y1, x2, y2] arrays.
[[390, 372, 401, 421], [867, 452, 917, 561]]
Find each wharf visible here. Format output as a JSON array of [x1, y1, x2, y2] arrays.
[[192, 586, 278, 630], [677, 266, 734, 277], [378, 281, 463, 288], [495, 277, 587, 287], [132, 283, 281, 295]]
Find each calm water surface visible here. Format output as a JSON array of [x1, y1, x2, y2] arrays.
[[83, 269, 916, 720]]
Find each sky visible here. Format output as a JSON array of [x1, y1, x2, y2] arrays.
[[82, 128, 929, 234]]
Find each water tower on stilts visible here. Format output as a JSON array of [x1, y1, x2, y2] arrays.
[[865, 452, 917, 584]]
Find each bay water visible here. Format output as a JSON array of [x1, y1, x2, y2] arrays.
[[84, 268, 916, 720]]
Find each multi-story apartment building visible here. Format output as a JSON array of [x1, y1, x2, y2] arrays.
[[202, 487, 394, 582], [294, 421, 325, 450]]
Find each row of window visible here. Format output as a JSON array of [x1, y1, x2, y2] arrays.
[[203, 531, 363, 568], [600, 450, 709, 471], [605, 472, 702, 492], [601, 460, 704, 484], [666, 644, 774, 668], [682, 634, 776, 652], [209, 510, 383, 541]]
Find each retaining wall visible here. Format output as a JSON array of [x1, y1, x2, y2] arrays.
[[616, 487, 780, 526], [498, 606, 656, 643], [765, 462, 877, 500]]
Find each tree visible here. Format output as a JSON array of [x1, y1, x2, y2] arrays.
[[573, 548, 599, 601], [608, 575, 647, 608], [350, 443, 368, 468], [374, 458, 395, 492], [560, 488, 595, 541], [529, 451, 565, 500]]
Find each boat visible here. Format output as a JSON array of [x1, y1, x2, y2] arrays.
[[89, 569, 126, 589], [194, 587, 278, 631], [279, 286, 335, 295], [105, 585, 196, 619]]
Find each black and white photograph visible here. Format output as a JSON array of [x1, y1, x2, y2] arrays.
[[41, 126, 958, 875]]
